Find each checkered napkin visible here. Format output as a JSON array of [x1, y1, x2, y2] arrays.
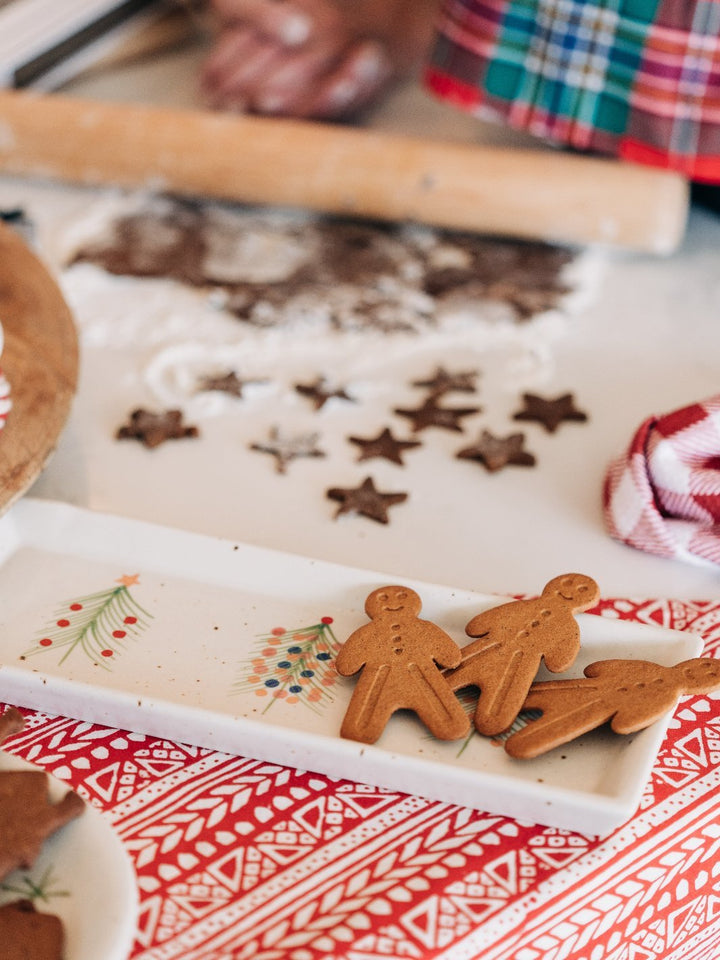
[[603, 395, 720, 565]]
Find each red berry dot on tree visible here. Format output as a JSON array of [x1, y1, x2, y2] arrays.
[[101, 649, 114, 658], [70, 603, 83, 611], [39, 638, 52, 647], [124, 616, 137, 625], [321, 616, 334, 624], [57, 619, 70, 627], [112, 630, 127, 639]]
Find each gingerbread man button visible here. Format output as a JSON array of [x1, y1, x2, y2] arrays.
[[335, 585, 471, 744], [444, 573, 600, 736]]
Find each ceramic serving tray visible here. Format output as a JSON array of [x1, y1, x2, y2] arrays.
[[0, 498, 702, 835]]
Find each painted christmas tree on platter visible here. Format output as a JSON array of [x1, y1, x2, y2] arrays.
[[235, 616, 341, 714], [25, 575, 153, 670]]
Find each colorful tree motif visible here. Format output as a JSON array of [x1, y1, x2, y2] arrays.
[[24, 575, 153, 669], [235, 617, 341, 714]]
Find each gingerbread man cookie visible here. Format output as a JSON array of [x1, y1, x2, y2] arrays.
[[0, 707, 24, 746], [505, 657, 720, 759], [444, 574, 600, 736], [0, 708, 85, 882], [336, 586, 471, 744], [0, 899, 65, 960]]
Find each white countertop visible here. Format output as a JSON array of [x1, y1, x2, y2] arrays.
[[8, 30, 720, 602]]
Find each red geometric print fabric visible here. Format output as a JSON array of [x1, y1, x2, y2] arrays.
[[604, 394, 720, 566], [3, 597, 720, 959]]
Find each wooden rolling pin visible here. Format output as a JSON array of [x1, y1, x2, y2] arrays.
[[0, 89, 688, 252]]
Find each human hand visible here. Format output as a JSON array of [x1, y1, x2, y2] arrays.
[[201, 0, 428, 119]]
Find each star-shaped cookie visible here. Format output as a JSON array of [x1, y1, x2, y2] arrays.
[[394, 397, 480, 433], [295, 376, 355, 410], [250, 427, 325, 474], [327, 476, 408, 524], [513, 392, 588, 433], [456, 429, 536, 472], [197, 371, 266, 398], [411, 366, 479, 397], [116, 409, 199, 448], [348, 427, 421, 465]]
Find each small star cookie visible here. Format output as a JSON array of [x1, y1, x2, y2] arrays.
[[327, 476, 408, 524], [513, 392, 588, 433], [394, 397, 480, 433], [116, 409, 199, 448], [348, 427, 421, 465], [456, 429, 536, 473]]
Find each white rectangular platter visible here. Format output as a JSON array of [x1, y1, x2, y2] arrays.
[[0, 498, 702, 835]]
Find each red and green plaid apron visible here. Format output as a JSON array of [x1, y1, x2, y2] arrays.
[[426, 0, 720, 182]]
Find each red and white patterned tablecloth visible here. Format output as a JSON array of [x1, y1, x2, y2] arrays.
[[4, 596, 720, 960]]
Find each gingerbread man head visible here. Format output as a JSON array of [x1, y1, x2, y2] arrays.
[[678, 657, 720, 692], [365, 585, 422, 620], [541, 573, 599, 611]]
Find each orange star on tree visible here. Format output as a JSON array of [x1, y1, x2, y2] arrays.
[[116, 574, 140, 587]]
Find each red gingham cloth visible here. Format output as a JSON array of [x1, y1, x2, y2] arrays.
[[603, 394, 720, 565]]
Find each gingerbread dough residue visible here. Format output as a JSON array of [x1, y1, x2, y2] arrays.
[[336, 585, 470, 743], [506, 657, 720, 759], [67, 196, 577, 333], [445, 574, 600, 736]]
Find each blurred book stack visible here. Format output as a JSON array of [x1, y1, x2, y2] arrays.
[[0, 0, 185, 89]]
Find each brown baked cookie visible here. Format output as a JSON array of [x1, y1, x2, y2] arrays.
[[295, 376, 355, 410], [348, 427, 421, 466], [445, 574, 600, 736], [0, 707, 25, 746], [512, 392, 588, 433], [506, 657, 720, 759], [0, 900, 64, 960], [456, 429, 536, 473], [0, 771, 85, 882], [394, 396, 480, 433], [116, 408, 199, 448], [336, 586, 471, 744], [327, 476, 408, 524]]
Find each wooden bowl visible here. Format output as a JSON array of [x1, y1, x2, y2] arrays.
[[0, 221, 78, 514]]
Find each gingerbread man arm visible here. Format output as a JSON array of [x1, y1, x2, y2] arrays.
[[541, 628, 581, 673], [423, 623, 463, 670], [464, 602, 516, 638], [335, 625, 374, 677], [0, 708, 24, 746]]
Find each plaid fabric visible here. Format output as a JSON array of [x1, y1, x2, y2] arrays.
[[425, 0, 720, 182], [603, 394, 720, 566]]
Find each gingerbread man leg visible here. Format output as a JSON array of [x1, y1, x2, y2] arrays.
[[340, 665, 398, 743], [504, 693, 609, 759], [408, 665, 470, 740], [473, 650, 543, 737]]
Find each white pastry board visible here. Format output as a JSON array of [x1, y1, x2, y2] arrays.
[[0, 498, 702, 835], [0, 750, 138, 960]]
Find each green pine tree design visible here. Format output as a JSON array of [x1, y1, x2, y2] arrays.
[[25, 575, 152, 669], [234, 616, 341, 714], [0, 865, 69, 903]]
